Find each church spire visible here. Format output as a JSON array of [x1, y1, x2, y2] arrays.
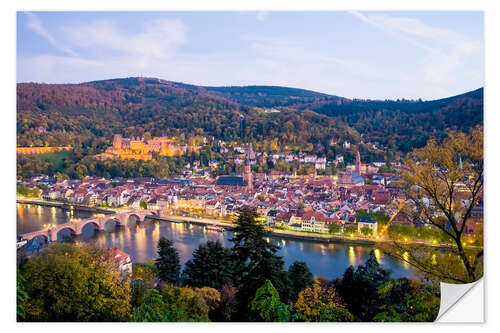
[[355, 151, 361, 174]]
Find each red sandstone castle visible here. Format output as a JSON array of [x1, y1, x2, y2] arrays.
[[97, 134, 200, 161]]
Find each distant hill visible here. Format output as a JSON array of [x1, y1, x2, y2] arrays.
[[205, 85, 483, 153], [204, 85, 344, 109], [17, 77, 482, 156], [16, 77, 358, 153]]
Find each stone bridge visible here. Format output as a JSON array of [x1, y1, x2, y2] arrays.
[[20, 209, 160, 242]]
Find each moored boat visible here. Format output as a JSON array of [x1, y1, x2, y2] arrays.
[[206, 224, 225, 232]]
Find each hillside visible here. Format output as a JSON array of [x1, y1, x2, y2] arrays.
[[205, 85, 345, 109], [17, 77, 358, 152], [17, 77, 482, 156], [205, 85, 483, 153]]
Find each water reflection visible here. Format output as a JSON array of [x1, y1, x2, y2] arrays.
[[17, 204, 414, 279], [17, 204, 96, 234]]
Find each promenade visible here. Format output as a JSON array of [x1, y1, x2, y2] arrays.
[[17, 198, 468, 250]]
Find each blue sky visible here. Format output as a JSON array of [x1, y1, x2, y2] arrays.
[[17, 11, 483, 100]]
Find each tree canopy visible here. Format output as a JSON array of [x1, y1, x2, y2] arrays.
[[388, 126, 483, 283], [19, 242, 131, 321], [155, 237, 181, 285]]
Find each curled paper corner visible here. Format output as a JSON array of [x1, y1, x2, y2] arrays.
[[436, 278, 484, 322]]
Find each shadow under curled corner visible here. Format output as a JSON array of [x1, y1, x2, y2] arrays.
[[436, 278, 484, 322]]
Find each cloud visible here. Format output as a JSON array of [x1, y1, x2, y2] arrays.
[[23, 12, 78, 57], [350, 11, 483, 85], [17, 12, 482, 100], [256, 12, 269, 22], [62, 19, 187, 60]]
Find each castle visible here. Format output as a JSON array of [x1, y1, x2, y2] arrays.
[[97, 134, 199, 161], [17, 146, 72, 155]]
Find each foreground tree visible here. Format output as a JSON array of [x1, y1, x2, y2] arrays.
[[294, 278, 353, 322], [288, 261, 314, 301], [160, 285, 210, 321], [250, 280, 290, 322], [19, 243, 131, 321], [231, 208, 291, 320], [336, 250, 391, 321], [131, 286, 215, 322], [16, 273, 28, 320], [372, 278, 440, 322], [389, 126, 483, 283], [155, 237, 180, 285], [183, 241, 234, 289], [132, 289, 169, 322]]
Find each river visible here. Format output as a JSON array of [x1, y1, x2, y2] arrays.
[[17, 203, 415, 279]]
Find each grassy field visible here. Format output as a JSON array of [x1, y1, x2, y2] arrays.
[[34, 150, 71, 170]]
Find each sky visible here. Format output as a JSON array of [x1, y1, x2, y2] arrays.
[[16, 11, 484, 100]]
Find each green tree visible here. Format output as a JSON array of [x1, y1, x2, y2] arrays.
[[328, 223, 342, 235], [161, 285, 210, 321], [155, 237, 181, 285], [288, 261, 314, 301], [372, 278, 440, 322], [183, 241, 234, 289], [360, 226, 374, 237], [139, 201, 148, 209], [132, 261, 157, 288], [231, 208, 291, 320], [17, 273, 28, 320], [337, 250, 391, 321], [294, 279, 353, 322], [131, 289, 170, 322], [131, 286, 215, 322], [344, 225, 358, 236], [387, 224, 417, 241], [250, 280, 290, 322], [20, 243, 131, 321], [130, 261, 158, 307]]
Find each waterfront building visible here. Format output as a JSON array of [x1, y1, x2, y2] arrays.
[[357, 216, 378, 234], [108, 247, 132, 275]]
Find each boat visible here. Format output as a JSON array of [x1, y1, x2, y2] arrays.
[[16, 237, 28, 249], [206, 224, 225, 232]]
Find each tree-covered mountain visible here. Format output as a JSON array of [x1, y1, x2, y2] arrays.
[[17, 77, 482, 157], [205, 85, 483, 154], [205, 85, 344, 109], [17, 77, 358, 152]]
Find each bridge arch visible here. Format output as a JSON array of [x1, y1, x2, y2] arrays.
[[103, 218, 120, 232], [28, 234, 49, 243], [79, 221, 101, 235], [55, 225, 77, 242], [125, 213, 142, 227]]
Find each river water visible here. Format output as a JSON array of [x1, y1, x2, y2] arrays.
[[17, 203, 415, 279]]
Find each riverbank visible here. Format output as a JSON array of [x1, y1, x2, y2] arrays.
[[16, 198, 115, 215], [17, 200, 464, 251], [149, 214, 459, 250]]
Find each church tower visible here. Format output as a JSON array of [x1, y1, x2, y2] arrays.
[[243, 158, 253, 192], [355, 151, 361, 174]]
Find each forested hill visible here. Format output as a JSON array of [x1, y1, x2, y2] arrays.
[[313, 88, 483, 153], [17, 77, 482, 155], [204, 85, 345, 109], [207, 85, 483, 153], [16, 77, 358, 152]]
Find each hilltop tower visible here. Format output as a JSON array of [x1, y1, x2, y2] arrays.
[[240, 115, 246, 140]]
